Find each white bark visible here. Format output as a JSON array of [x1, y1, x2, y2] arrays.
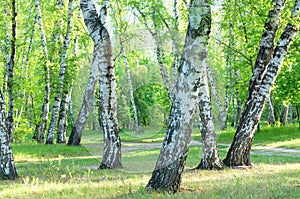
[[224, 0, 300, 166], [121, 46, 140, 135], [0, 91, 17, 180], [206, 64, 227, 130], [35, 0, 50, 143], [147, 0, 211, 193], [197, 63, 224, 169], [46, 0, 74, 144]]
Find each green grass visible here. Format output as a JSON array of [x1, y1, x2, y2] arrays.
[[1, 125, 300, 198]]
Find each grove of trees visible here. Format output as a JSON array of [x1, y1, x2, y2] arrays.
[[0, 0, 299, 193]]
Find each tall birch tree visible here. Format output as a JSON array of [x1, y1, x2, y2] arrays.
[[146, 0, 211, 193], [46, 0, 74, 144], [34, 0, 51, 143], [0, 91, 17, 180], [196, 63, 225, 170], [224, 0, 300, 166]]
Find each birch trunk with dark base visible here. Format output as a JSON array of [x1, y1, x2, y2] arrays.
[[146, 0, 211, 193], [67, 51, 98, 145], [0, 92, 17, 180], [195, 65, 225, 170], [224, 0, 299, 167], [46, 0, 74, 144]]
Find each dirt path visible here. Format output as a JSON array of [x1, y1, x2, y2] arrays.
[[121, 141, 300, 157]]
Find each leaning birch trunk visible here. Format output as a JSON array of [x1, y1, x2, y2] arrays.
[[121, 45, 140, 135], [35, 0, 51, 143], [0, 91, 17, 180], [6, 0, 17, 141], [196, 63, 225, 170], [224, 0, 299, 167], [146, 0, 211, 193], [206, 64, 227, 130], [46, 0, 74, 144]]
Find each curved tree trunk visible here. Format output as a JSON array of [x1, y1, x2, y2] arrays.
[[146, 0, 211, 193], [46, 0, 74, 144], [196, 63, 225, 170], [0, 91, 17, 180], [224, 0, 299, 167]]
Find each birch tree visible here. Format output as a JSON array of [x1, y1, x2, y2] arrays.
[[0, 91, 17, 180], [146, 0, 211, 193], [34, 0, 51, 143], [224, 0, 300, 166], [46, 0, 74, 144], [196, 63, 225, 170]]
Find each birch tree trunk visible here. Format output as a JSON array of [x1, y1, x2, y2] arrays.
[[196, 63, 225, 170], [121, 45, 140, 135], [280, 104, 288, 126], [267, 96, 276, 125], [0, 91, 17, 180], [224, 0, 299, 167], [2, 0, 10, 95], [46, 0, 74, 144], [146, 0, 211, 193], [35, 0, 50, 143], [69, 1, 122, 171], [206, 64, 227, 130], [6, 0, 17, 141]]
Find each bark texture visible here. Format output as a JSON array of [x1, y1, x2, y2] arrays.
[[121, 45, 140, 135], [146, 0, 211, 193], [6, 0, 17, 141], [35, 0, 50, 143], [46, 0, 74, 144], [196, 64, 225, 170], [0, 91, 17, 180], [206, 64, 228, 130], [224, 0, 299, 166]]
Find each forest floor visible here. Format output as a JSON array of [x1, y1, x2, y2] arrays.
[[1, 125, 300, 198]]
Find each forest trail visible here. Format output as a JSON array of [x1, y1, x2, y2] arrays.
[[120, 141, 300, 157]]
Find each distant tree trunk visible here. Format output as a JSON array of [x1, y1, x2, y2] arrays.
[[280, 104, 288, 126], [56, 89, 71, 144], [206, 64, 227, 130], [146, 0, 211, 193], [224, 0, 299, 167], [289, 105, 293, 124], [0, 91, 17, 180], [296, 105, 300, 128], [6, 0, 17, 141], [196, 64, 225, 170], [46, 0, 74, 144], [231, 92, 235, 127], [267, 96, 276, 125], [121, 44, 140, 135], [35, 0, 50, 143]]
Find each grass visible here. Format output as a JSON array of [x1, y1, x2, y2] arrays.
[[0, 125, 300, 198]]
